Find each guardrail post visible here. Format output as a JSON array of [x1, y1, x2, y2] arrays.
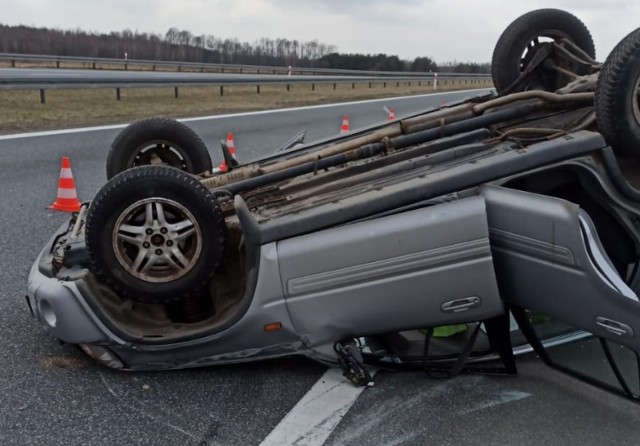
[[396, 81, 400, 87], [312, 83, 315, 91], [116, 88, 121, 100], [286, 84, 290, 92], [152, 64, 155, 71], [11, 59, 15, 68], [175, 87, 179, 98], [434, 73, 438, 90], [419, 81, 421, 86], [352, 82, 355, 89], [178, 66, 182, 72], [40, 89, 45, 104], [220, 86, 224, 96], [256, 85, 260, 94], [56, 61, 60, 69], [408, 81, 411, 87], [383, 82, 386, 88], [124, 64, 127, 71], [369, 82, 372, 88], [333, 83, 336, 90], [273, 69, 276, 75], [92, 62, 96, 69]]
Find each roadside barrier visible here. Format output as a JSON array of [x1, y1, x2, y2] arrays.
[[387, 107, 395, 120], [340, 115, 350, 134], [49, 156, 82, 212], [218, 132, 238, 172]]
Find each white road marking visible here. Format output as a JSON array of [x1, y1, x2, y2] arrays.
[[259, 367, 374, 446], [0, 88, 492, 141], [456, 389, 531, 415]]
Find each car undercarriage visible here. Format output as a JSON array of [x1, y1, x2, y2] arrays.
[[26, 9, 640, 396]]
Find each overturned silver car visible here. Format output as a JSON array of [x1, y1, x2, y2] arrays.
[[27, 10, 640, 394]]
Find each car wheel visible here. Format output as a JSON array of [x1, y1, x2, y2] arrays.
[[491, 9, 595, 95], [595, 28, 640, 159], [106, 117, 213, 179], [86, 166, 226, 304]]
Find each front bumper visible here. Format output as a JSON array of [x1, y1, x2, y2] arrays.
[[26, 224, 315, 371], [26, 224, 116, 345]]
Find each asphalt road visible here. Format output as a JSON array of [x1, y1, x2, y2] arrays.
[[2, 90, 640, 445]]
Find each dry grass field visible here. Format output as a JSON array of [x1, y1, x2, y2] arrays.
[[0, 79, 492, 133]]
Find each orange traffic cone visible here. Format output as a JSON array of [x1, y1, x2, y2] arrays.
[[387, 107, 395, 121], [49, 156, 82, 212], [340, 115, 350, 134], [218, 132, 238, 172]]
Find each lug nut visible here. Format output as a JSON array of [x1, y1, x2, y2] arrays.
[[166, 240, 174, 247], [143, 242, 150, 248], [145, 228, 153, 235], [155, 249, 163, 255], [160, 227, 168, 234]]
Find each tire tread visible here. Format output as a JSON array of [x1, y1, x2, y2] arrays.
[[595, 28, 640, 157], [86, 166, 226, 304], [106, 117, 212, 179]]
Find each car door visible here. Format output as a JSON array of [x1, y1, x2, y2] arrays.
[[483, 185, 640, 400], [277, 195, 505, 348]]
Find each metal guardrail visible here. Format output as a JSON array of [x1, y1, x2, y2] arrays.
[[0, 52, 489, 78], [0, 74, 490, 89], [0, 72, 493, 104], [0, 54, 493, 103]]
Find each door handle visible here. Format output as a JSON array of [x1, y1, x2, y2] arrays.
[[595, 317, 634, 338], [441, 297, 481, 313]]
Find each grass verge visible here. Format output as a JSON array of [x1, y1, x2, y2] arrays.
[[0, 80, 492, 133]]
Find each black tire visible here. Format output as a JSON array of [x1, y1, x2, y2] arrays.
[[86, 166, 226, 304], [106, 117, 213, 179], [491, 9, 595, 94], [595, 28, 640, 159]]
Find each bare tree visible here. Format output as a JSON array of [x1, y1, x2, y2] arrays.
[[164, 27, 179, 44]]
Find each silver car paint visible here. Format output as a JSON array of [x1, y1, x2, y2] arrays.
[[483, 185, 640, 351], [279, 196, 504, 348], [27, 181, 640, 368]]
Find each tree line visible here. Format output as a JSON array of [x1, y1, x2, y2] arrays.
[[0, 24, 488, 73]]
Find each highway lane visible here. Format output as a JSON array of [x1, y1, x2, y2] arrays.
[[327, 355, 640, 445], [2, 89, 640, 445], [0, 89, 488, 446]]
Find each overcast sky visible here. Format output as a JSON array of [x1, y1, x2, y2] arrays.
[[2, 0, 638, 62]]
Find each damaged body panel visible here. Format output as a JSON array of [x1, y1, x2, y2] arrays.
[[25, 10, 640, 398]]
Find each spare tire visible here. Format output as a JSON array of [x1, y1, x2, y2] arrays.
[[491, 9, 595, 95], [595, 28, 640, 159], [106, 117, 213, 179], [86, 166, 226, 304]]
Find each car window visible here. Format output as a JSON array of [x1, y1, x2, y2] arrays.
[[518, 309, 640, 401]]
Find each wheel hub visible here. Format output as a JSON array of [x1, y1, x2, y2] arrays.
[[150, 234, 165, 246], [112, 198, 203, 283], [130, 141, 190, 171]]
